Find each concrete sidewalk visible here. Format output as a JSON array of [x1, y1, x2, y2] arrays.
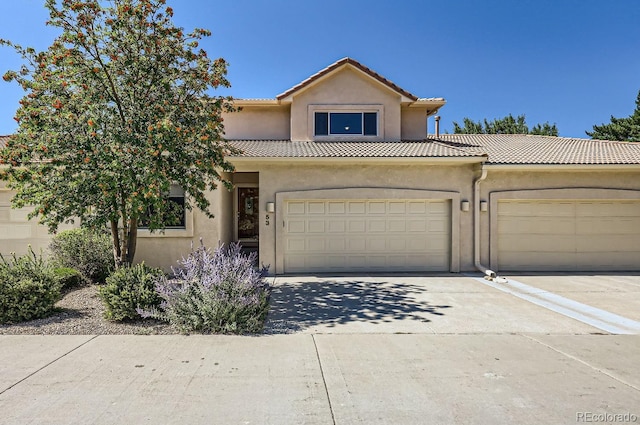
[[1, 334, 639, 425]]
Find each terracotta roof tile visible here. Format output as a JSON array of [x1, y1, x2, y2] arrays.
[[434, 134, 640, 165], [0, 135, 9, 149], [228, 139, 483, 159]]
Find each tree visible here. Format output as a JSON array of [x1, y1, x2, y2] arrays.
[[586, 90, 640, 142], [453, 114, 558, 136], [0, 0, 237, 266]]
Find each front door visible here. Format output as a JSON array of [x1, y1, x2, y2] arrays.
[[237, 187, 259, 245]]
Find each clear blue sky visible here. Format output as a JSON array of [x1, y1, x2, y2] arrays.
[[1, 0, 639, 138]]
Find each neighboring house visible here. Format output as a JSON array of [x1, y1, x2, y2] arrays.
[[2, 58, 640, 273]]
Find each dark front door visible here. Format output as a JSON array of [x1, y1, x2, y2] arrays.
[[237, 187, 259, 244]]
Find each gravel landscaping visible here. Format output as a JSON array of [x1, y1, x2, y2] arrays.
[[0, 284, 179, 335]]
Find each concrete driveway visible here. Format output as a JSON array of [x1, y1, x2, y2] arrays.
[[2, 273, 639, 424], [265, 273, 640, 335]]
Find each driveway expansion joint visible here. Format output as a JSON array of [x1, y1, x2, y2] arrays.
[[311, 334, 337, 425], [0, 335, 98, 395], [522, 334, 640, 393]]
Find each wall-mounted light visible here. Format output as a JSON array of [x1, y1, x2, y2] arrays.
[[480, 201, 488, 212], [461, 200, 470, 212], [265, 202, 275, 213]]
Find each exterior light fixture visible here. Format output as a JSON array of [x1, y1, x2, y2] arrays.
[[266, 202, 275, 213], [461, 200, 470, 212]]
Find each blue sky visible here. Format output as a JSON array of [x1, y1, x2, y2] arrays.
[[1, 0, 639, 138]]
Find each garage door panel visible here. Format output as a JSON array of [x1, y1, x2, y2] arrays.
[[499, 234, 576, 252], [283, 199, 450, 273], [327, 202, 345, 214], [348, 202, 365, 213], [367, 238, 387, 251], [287, 201, 306, 214], [368, 220, 386, 232], [407, 220, 427, 232], [388, 202, 406, 214], [388, 220, 406, 232], [498, 200, 640, 271], [428, 219, 449, 232], [287, 220, 305, 233], [576, 218, 640, 235], [307, 202, 325, 214], [407, 202, 427, 214], [427, 201, 448, 215], [328, 220, 345, 233], [576, 235, 640, 252], [348, 220, 366, 233], [498, 217, 575, 235]]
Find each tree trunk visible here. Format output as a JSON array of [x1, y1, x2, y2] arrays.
[[110, 219, 122, 268], [125, 217, 138, 265]]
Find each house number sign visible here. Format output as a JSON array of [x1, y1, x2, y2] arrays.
[[265, 214, 270, 226]]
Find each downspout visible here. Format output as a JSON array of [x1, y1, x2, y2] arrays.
[[473, 164, 507, 282]]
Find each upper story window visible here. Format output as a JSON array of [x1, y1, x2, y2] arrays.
[[314, 112, 378, 136], [308, 104, 384, 141]]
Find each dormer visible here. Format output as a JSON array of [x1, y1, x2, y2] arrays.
[[223, 58, 445, 141]]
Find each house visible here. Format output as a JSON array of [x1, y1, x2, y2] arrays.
[[2, 58, 640, 273]]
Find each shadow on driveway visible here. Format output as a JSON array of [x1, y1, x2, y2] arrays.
[[265, 278, 451, 334]]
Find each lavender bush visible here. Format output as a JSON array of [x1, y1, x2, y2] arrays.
[[138, 242, 270, 334]]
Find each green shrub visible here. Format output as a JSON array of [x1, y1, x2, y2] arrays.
[[49, 228, 113, 283], [98, 263, 164, 322], [139, 242, 271, 334], [0, 249, 61, 324], [53, 267, 83, 290]]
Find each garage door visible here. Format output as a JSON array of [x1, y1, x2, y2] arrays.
[[0, 192, 56, 257], [283, 199, 450, 273], [498, 200, 640, 271]]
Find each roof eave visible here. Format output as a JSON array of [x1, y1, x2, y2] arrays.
[[484, 163, 640, 171], [229, 156, 487, 165]]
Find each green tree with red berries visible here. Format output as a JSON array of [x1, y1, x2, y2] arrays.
[[0, 0, 237, 266]]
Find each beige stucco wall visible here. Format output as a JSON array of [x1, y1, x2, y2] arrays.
[[223, 106, 290, 140], [289, 68, 403, 141], [477, 169, 640, 271], [401, 107, 427, 140], [135, 184, 234, 271]]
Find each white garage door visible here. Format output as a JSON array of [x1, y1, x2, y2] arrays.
[[498, 200, 640, 271], [0, 191, 55, 257], [283, 199, 450, 273]]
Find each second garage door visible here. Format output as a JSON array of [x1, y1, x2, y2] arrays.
[[283, 199, 450, 273], [497, 199, 640, 271]]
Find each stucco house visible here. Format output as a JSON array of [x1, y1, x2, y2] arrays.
[[2, 57, 640, 274]]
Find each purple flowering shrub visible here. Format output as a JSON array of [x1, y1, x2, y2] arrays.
[[138, 242, 270, 333]]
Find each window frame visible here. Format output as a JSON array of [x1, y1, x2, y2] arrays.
[[308, 104, 384, 141], [138, 184, 194, 238]]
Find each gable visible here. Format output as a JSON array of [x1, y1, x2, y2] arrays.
[[277, 57, 418, 103]]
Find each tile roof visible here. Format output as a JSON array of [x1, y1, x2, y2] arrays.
[[434, 134, 640, 165], [228, 135, 640, 165], [0, 135, 9, 149], [277, 58, 419, 101], [228, 139, 483, 159]]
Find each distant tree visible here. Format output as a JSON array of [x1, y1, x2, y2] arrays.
[[453, 114, 558, 136], [0, 0, 237, 266], [586, 90, 640, 142]]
